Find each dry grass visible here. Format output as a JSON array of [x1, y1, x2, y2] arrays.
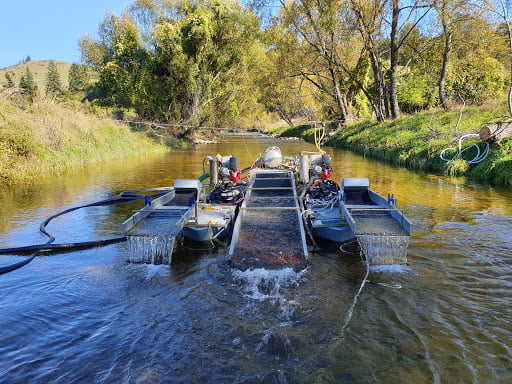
[[0, 60, 72, 90], [0, 95, 168, 184]]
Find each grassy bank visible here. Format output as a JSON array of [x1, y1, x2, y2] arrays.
[[273, 105, 512, 187], [0, 96, 172, 184]]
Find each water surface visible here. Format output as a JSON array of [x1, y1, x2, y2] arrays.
[[1, 135, 511, 383]]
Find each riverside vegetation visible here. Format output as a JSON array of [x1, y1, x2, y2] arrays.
[[2, 0, 512, 185], [0, 96, 172, 184], [273, 104, 512, 187]]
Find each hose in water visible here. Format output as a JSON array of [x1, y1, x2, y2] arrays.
[[0, 237, 127, 254], [0, 189, 170, 275]]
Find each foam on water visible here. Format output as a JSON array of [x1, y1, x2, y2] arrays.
[[232, 267, 307, 322], [142, 263, 171, 279], [232, 267, 306, 301], [126, 235, 176, 265], [357, 235, 409, 265], [257, 330, 293, 359], [370, 264, 411, 274]]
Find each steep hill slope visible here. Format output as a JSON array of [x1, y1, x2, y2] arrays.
[[0, 60, 72, 90]]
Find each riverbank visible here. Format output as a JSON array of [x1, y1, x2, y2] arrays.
[[272, 105, 512, 187], [0, 96, 173, 184]]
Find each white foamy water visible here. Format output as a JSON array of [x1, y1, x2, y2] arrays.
[[369, 264, 410, 274], [357, 235, 410, 265], [141, 264, 171, 279], [231, 267, 308, 323], [126, 235, 176, 265], [232, 267, 306, 301]]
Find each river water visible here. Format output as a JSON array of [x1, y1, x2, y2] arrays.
[[0, 135, 511, 383]]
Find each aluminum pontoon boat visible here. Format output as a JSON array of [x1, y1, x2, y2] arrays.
[[303, 177, 411, 244]]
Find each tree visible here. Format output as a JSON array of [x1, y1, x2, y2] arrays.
[[349, 0, 389, 121], [456, 19, 506, 101], [435, 0, 454, 109], [19, 66, 37, 97], [80, 0, 266, 125], [260, 24, 322, 124], [484, 0, 512, 114], [275, 0, 373, 122], [3, 72, 15, 88], [45, 60, 63, 96], [433, 0, 477, 109], [68, 63, 92, 91], [388, 0, 433, 119]]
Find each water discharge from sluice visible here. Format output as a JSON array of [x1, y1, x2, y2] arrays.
[[232, 267, 306, 300], [351, 211, 410, 265], [125, 212, 182, 265], [356, 235, 409, 265], [126, 235, 176, 265]]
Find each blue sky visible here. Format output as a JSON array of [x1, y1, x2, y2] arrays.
[[0, 1, 133, 69]]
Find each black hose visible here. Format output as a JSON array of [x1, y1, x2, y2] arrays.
[[0, 188, 170, 275], [0, 254, 37, 274], [0, 237, 127, 254]]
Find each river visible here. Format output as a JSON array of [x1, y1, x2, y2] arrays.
[[0, 135, 511, 383]]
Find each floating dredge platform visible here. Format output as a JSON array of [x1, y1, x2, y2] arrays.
[[121, 147, 412, 269], [228, 170, 308, 271]]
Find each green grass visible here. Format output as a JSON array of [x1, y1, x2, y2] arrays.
[[272, 104, 512, 187], [0, 96, 170, 184]]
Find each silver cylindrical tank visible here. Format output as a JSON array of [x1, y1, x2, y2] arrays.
[[209, 157, 219, 185], [299, 153, 310, 184]]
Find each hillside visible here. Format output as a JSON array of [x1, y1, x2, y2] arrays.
[[0, 60, 72, 90]]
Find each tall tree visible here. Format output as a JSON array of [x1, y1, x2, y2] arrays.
[[80, 0, 266, 125], [349, 0, 389, 121], [260, 24, 322, 124], [388, 0, 432, 119], [45, 60, 63, 96], [19, 66, 37, 97], [433, 0, 475, 109], [484, 0, 512, 114], [446, 13, 507, 103], [438, 0, 453, 109], [277, 0, 371, 122], [68, 63, 92, 91]]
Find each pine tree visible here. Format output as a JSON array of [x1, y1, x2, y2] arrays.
[[3, 72, 15, 88], [68, 63, 90, 91], [45, 60, 63, 96], [19, 66, 37, 96]]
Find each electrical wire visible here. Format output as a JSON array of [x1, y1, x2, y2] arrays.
[[313, 123, 326, 153], [339, 252, 370, 335]]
